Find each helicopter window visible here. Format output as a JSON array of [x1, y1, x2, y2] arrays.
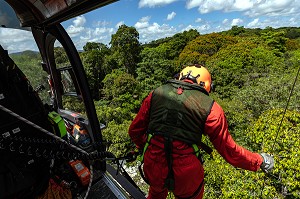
[[5, 31, 50, 104]]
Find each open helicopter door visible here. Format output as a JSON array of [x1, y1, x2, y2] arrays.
[[0, 0, 146, 198]]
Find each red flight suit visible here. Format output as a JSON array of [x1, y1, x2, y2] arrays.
[[128, 92, 263, 199]]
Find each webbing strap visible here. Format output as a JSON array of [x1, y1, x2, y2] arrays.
[[164, 136, 174, 191], [140, 134, 153, 163], [138, 134, 153, 185], [192, 144, 200, 157]]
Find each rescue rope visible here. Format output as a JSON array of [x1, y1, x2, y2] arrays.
[[270, 64, 300, 153], [259, 61, 300, 198], [83, 164, 93, 199]]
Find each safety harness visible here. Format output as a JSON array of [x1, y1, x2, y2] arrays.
[[139, 80, 214, 191]]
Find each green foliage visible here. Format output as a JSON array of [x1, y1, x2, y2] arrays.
[[10, 51, 44, 88], [102, 68, 138, 100], [178, 33, 236, 66], [285, 28, 300, 39], [144, 29, 199, 49], [62, 96, 86, 115], [286, 39, 300, 51], [101, 69, 141, 118], [261, 30, 288, 56], [137, 46, 175, 98], [110, 24, 141, 75], [207, 40, 283, 99], [228, 25, 246, 36], [81, 42, 111, 100], [102, 120, 132, 157], [10, 51, 50, 102], [248, 109, 300, 198], [214, 96, 253, 141], [54, 47, 70, 67], [233, 70, 300, 119]]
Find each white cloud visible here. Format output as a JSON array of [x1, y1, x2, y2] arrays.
[[134, 16, 151, 29], [247, 18, 259, 27], [139, 0, 179, 8], [66, 16, 87, 37], [73, 15, 86, 27], [115, 21, 124, 28], [66, 25, 85, 36], [140, 16, 151, 22], [137, 22, 177, 43], [167, 12, 176, 20], [94, 20, 110, 27], [231, 18, 243, 26], [94, 27, 114, 35], [186, 0, 300, 17], [0, 28, 37, 53], [222, 18, 229, 24], [245, 0, 298, 17], [181, 24, 211, 33], [195, 18, 202, 23]]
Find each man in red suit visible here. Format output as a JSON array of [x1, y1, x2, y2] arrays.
[[128, 64, 274, 199]]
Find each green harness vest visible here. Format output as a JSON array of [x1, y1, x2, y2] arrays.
[[148, 79, 214, 145], [141, 80, 214, 191]]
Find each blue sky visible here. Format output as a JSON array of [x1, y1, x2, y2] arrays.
[[1, 0, 300, 53]]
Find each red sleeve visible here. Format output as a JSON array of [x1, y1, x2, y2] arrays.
[[128, 92, 152, 149], [204, 102, 263, 171]]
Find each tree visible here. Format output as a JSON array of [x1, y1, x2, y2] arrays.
[[229, 25, 246, 36], [110, 25, 141, 75], [178, 33, 236, 66], [136, 46, 175, 99], [101, 69, 141, 114], [54, 47, 69, 67], [247, 109, 300, 198], [261, 30, 287, 56], [206, 38, 284, 99], [81, 42, 111, 100], [285, 28, 300, 39]]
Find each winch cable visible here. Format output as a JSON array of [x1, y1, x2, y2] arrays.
[[259, 61, 300, 198]]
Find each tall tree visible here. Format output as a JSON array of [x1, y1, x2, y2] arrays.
[[81, 42, 111, 100], [261, 30, 287, 56], [110, 25, 141, 75], [178, 33, 236, 66]]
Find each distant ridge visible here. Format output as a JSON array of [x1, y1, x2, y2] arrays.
[[9, 50, 40, 56]]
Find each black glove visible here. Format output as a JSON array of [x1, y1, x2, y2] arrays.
[[260, 153, 274, 172], [125, 149, 140, 162]]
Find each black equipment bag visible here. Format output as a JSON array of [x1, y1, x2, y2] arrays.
[[0, 46, 51, 199]]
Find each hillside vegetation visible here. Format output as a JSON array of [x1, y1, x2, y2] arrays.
[[13, 25, 300, 198]]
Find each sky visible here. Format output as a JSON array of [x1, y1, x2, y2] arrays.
[[1, 0, 300, 53]]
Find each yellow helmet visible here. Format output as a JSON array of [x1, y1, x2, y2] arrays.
[[179, 64, 212, 93]]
